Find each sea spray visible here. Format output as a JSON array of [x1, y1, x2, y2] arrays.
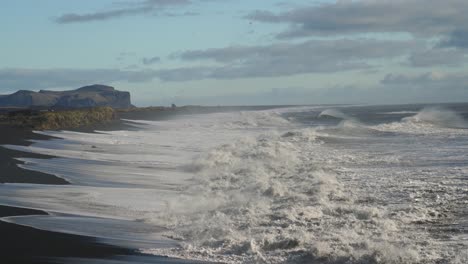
[[318, 109, 352, 120], [403, 107, 467, 128], [373, 107, 468, 134], [145, 130, 424, 263], [1, 105, 467, 263]]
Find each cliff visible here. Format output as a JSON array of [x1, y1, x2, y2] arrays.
[[0, 85, 132, 109]]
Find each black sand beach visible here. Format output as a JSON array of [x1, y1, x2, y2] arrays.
[[0, 107, 280, 263], [0, 122, 196, 264], [0, 126, 68, 185], [0, 125, 137, 263], [0, 118, 215, 264], [0, 206, 135, 264]]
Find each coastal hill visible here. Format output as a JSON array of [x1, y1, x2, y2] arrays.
[[0, 84, 133, 109]]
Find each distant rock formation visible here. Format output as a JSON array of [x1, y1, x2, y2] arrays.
[[0, 85, 133, 109]]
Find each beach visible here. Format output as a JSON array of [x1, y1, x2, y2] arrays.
[[0, 205, 137, 264], [0, 124, 139, 263], [1, 104, 467, 263], [0, 108, 232, 264]]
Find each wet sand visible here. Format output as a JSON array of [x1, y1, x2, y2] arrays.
[[0, 125, 135, 263], [0, 126, 68, 185], [0, 206, 136, 264], [0, 124, 192, 264], [0, 107, 247, 263]]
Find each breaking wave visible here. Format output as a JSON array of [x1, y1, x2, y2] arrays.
[[224, 111, 293, 129], [402, 107, 467, 128], [1, 106, 467, 263], [143, 130, 431, 263], [374, 107, 468, 134], [318, 109, 352, 120], [316, 109, 388, 138], [378, 111, 418, 115]]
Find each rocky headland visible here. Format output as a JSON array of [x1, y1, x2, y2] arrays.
[[0, 84, 132, 109]]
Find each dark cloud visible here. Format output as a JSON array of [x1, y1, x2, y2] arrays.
[[156, 70, 468, 105], [179, 39, 418, 62], [3, 68, 467, 105], [407, 49, 467, 67], [0, 68, 158, 91], [154, 79, 468, 105], [380, 71, 468, 102], [244, 0, 468, 69], [56, 8, 148, 24], [157, 39, 418, 81], [155, 62, 371, 82], [381, 72, 468, 87], [142, 56, 161, 65], [439, 30, 468, 49], [55, 0, 191, 24], [246, 0, 468, 39]]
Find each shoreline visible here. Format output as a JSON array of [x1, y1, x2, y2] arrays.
[[0, 105, 287, 263], [0, 205, 136, 264], [0, 116, 175, 263], [0, 123, 141, 263], [0, 125, 69, 185]]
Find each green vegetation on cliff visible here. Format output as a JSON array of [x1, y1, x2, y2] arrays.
[[0, 107, 116, 130]]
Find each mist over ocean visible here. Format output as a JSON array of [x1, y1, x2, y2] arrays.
[[1, 103, 468, 263]]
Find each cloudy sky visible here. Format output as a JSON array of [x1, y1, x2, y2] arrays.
[[1, 0, 468, 106]]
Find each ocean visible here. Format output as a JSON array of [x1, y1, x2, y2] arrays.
[[1, 103, 468, 263]]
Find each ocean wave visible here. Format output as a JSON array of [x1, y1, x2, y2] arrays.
[[1, 106, 467, 263], [316, 109, 391, 139], [373, 107, 468, 135], [144, 130, 430, 263], [402, 107, 467, 128], [318, 109, 353, 120], [378, 111, 418, 115]]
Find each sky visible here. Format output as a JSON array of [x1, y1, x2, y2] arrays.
[[1, 0, 468, 106]]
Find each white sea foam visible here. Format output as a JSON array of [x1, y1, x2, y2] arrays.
[[378, 111, 418, 115], [318, 109, 353, 120], [373, 107, 468, 135], [143, 131, 428, 263], [1, 106, 467, 263], [403, 107, 467, 128]]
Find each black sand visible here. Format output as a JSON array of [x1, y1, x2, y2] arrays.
[[0, 125, 68, 184], [0, 125, 140, 263], [0, 107, 258, 263], [0, 206, 135, 264]]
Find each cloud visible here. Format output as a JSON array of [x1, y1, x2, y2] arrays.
[[164, 11, 200, 17], [245, 1, 468, 69], [117, 52, 137, 62], [2, 68, 466, 105], [56, 8, 148, 24], [379, 71, 468, 102], [154, 78, 468, 105], [55, 0, 191, 24], [439, 30, 468, 49], [407, 49, 467, 67], [382, 71, 468, 86], [155, 67, 214, 82], [179, 39, 417, 62], [156, 39, 418, 81], [0, 68, 158, 92], [142, 56, 161, 65], [246, 0, 468, 39]]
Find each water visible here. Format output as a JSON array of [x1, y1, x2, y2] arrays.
[[1, 103, 468, 263]]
